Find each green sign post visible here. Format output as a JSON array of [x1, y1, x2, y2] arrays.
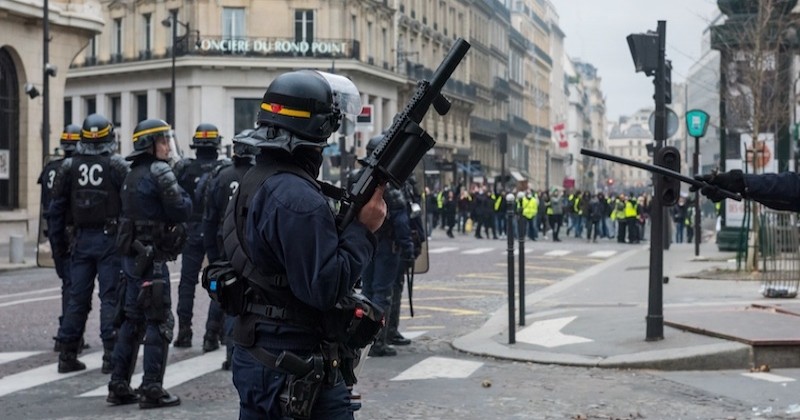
[[685, 109, 709, 257]]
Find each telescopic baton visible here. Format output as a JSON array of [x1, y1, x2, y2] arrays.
[[580, 148, 742, 202]]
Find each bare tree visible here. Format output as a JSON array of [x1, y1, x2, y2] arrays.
[[712, 0, 800, 271]]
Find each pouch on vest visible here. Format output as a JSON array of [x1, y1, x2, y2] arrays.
[[323, 292, 384, 350], [202, 260, 250, 316]]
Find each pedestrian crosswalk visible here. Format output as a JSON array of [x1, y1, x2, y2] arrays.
[[1, 330, 494, 400], [425, 246, 619, 259]]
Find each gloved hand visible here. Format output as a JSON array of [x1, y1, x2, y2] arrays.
[[690, 170, 745, 202], [401, 244, 416, 266]]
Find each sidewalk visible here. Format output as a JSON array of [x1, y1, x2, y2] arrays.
[[453, 241, 800, 371]]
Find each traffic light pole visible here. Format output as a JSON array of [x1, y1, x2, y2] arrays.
[[646, 20, 667, 341]]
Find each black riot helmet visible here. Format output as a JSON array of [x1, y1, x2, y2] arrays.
[[366, 133, 383, 155], [247, 70, 362, 152], [78, 113, 116, 155], [191, 123, 222, 149], [127, 118, 172, 161], [60, 124, 81, 153]]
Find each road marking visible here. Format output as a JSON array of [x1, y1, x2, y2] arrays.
[[0, 287, 61, 300], [0, 295, 61, 308], [415, 286, 505, 295], [543, 250, 572, 257], [0, 351, 43, 365], [501, 248, 534, 256], [0, 351, 104, 397], [390, 356, 482, 381], [516, 316, 593, 348], [462, 247, 495, 255], [410, 305, 482, 316], [587, 250, 618, 258], [741, 372, 797, 383], [79, 350, 227, 397], [400, 331, 427, 340], [429, 247, 459, 254]]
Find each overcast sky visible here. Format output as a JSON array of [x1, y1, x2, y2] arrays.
[[554, 0, 721, 122]]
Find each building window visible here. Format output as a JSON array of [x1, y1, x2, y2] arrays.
[[85, 97, 96, 115], [110, 96, 121, 128], [136, 93, 148, 123], [142, 13, 152, 58], [112, 18, 123, 60], [223, 8, 245, 39], [234, 98, 261, 134], [295, 10, 314, 43], [64, 98, 72, 126]]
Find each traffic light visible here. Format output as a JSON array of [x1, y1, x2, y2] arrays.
[[626, 32, 659, 76], [655, 146, 681, 206]]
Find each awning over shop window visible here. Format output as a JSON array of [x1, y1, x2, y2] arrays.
[[509, 170, 525, 182]]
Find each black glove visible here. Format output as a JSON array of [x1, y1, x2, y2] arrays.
[[690, 170, 745, 202]]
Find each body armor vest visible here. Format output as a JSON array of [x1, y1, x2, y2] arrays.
[[177, 158, 224, 222], [70, 154, 121, 227], [221, 161, 323, 328], [212, 162, 252, 257]]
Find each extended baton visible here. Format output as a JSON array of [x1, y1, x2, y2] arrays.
[[580, 148, 742, 202]]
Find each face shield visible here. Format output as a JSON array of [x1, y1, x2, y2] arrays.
[[166, 130, 183, 163], [318, 72, 362, 136]]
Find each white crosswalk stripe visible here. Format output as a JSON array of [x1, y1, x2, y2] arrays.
[[428, 247, 459, 254], [0, 351, 43, 366], [390, 356, 483, 381], [543, 250, 572, 257], [462, 247, 495, 255], [79, 350, 227, 397], [587, 250, 618, 258], [741, 372, 796, 383], [0, 350, 104, 397]]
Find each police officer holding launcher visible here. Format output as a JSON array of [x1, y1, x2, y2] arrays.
[[106, 119, 192, 409], [201, 129, 256, 363], [39, 124, 79, 351], [174, 123, 226, 348], [226, 70, 386, 419], [50, 114, 128, 374]]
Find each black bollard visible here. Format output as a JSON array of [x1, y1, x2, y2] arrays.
[[518, 199, 525, 326], [506, 193, 516, 344]]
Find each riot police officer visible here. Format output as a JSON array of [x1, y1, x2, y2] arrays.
[[106, 119, 192, 409], [227, 70, 386, 419], [173, 123, 226, 348], [201, 129, 256, 361], [49, 114, 128, 374], [352, 135, 415, 357], [39, 124, 79, 351]]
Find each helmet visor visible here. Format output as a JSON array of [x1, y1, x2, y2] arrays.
[[317, 72, 362, 117]]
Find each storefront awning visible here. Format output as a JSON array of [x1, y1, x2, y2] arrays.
[[510, 170, 525, 182]]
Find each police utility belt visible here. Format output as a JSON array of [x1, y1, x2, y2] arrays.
[[115, 218, 187, 277]]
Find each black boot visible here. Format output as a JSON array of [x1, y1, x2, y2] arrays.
[[107, 380, 139, 405], [202, 331, 220, 353], [173, 323, 192, 348], [102, 340, 116, 374], [388, 330, 411, 346], [138, 383, 181, 409], [58, 341, 86, 373], [368, 342, 397, 357]]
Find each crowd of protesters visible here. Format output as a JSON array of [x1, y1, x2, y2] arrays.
[[422, 183, 702, 245]]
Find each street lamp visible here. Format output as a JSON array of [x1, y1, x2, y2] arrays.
[[161, 11, 191, 127]]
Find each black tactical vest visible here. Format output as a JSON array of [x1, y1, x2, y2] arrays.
[[70, 154, 121, 227], [177, 158, 224, 222]]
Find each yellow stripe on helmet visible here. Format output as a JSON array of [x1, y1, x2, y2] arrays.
[[194, 130, 219, 139], [61, 133, 80, 141], [261, 102, 311, 118], [81, 125, 111, 140], [133, 126, 170, 142]]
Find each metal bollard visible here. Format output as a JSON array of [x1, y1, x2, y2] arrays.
[[518, 208, 526, 326], [9, 235, 24, 264], [505, 193, 516, 344]]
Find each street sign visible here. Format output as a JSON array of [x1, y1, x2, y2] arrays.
[[357, 105, 373, 125], [648, 107, 679, 138], [685, 109, 709, 138]]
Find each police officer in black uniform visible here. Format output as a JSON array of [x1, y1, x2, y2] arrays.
[[226, 70, 386, 419], [351, 135, 415, 357], [39, 124, 80, 351], [106, 119, 192, 409], [50, 114, 129, 374], [201, 129, 256, 361], [173, 123, 226, 348]]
